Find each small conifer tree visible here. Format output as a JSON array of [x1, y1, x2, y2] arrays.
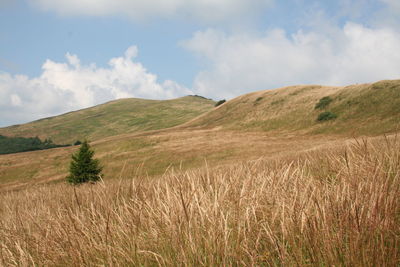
[[67, 140, 103, 184]]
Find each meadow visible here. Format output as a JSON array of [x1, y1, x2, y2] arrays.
[[2, 80, 400, 190], [0, 80, 399, 266], [0, 135, 398, 266]]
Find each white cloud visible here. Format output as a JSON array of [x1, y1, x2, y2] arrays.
[[182, 23, 400, 99], [0, 46, 191, 127], [30, 0, 272, 23], [10, 94, 22, 106]]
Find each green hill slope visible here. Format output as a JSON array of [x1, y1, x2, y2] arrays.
[[184, 80, 400, 136], [1, 79, 400, 190], [0, 96, 216, 144]]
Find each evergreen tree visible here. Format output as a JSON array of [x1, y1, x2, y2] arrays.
[[67, 140, 103, 184]]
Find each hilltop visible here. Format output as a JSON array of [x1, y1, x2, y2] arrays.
[[0, 96, 216, 144], [1, 79, 400, 190], [185, 80, 400, 136]]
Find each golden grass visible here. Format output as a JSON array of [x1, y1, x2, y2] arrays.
[[0, 128, 343, 191], [1, 136, 399, 266]]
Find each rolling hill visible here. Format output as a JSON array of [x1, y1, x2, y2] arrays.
[[184, 79, 400, 136], [1, 79, 400, 190], [0, 95, 216, 144]]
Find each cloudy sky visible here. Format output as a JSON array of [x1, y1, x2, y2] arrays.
[[1, 0, 400, 126]]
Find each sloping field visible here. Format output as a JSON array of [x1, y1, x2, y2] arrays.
[[1, 80, 400, 190], [185, 80, 400, 135], [0, 96, 216, 144], [0, 128, 341, 191], [0, 80, 399, 265]]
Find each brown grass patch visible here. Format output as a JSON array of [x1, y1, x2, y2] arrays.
[[0, 128, 344, 191], [0, 136, 399, 266]]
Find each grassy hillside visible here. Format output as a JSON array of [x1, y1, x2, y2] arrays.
[[0, 96, 216, 144], [1, 80, 400, 190], [185, 80, 400, 136], [1, 129, 338, 191], [0, 80, 399, 266]]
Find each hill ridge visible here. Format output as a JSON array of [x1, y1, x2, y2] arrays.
[[0, 95, 216, 144], [1, 79, 400, 189], [183, 80, 400, 136]]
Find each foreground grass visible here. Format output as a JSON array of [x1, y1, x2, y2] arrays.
[[0, 137, 399, 266]]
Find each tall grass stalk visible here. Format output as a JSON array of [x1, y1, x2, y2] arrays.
[[0, 137, 399, 266]]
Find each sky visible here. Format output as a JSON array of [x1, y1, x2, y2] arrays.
[[1, 0, 400, 127]]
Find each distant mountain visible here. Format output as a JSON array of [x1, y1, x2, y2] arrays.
[[0, 96, 216, 144]]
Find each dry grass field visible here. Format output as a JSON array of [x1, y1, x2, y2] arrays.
[[0, 80, 399, 265], [0, 135, 399, 266], [0, 129, 342, 192]]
